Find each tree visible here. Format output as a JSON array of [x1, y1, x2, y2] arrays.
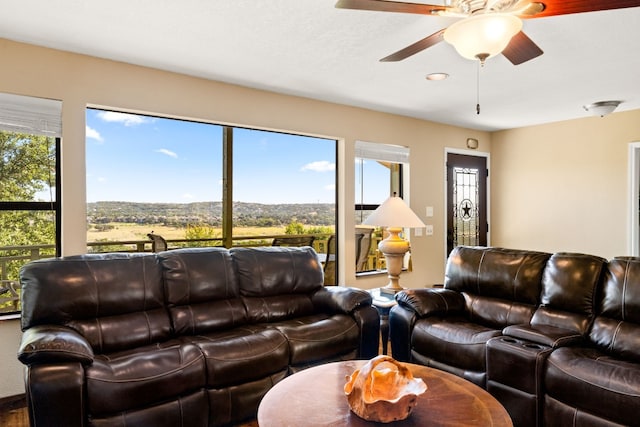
[[285, 221, 305, 235], [0, 131, 57, 287], [184, 224, 222, 247], [0, 132, 55, 202]]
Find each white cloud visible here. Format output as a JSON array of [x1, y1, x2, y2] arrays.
[[155, 148, 178, 158], [97, 111, 149, 126], [97, 177, 107, 183], [324, 184, 335, 191], [300, 160, 335, 172], [86, 126, 103, 142], [182, 193, 195, 200]]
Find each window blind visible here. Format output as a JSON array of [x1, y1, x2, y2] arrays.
[[355, 140, 409, 163], [0, 92, 62, 137]]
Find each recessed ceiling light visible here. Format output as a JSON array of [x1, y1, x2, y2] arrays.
[[426, 73, 449, 81]]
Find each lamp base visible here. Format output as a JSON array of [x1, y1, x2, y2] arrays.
[[380, 285, 404, 295], [378, 232, 409, 296]]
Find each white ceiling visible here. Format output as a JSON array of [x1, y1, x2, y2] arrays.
[[0, 0, 639, 131]]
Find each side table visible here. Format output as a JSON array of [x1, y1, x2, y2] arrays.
[[368, 288, 397, 355]]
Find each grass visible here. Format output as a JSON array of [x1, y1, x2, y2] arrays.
[[87, 223, 304, 243]]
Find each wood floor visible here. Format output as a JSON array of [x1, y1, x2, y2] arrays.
[[0, 397, 28, 427]]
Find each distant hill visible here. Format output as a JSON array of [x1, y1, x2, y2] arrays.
[[87, 201, 336, 227]]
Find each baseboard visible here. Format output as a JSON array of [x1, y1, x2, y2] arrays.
[[0, 394, 26, 411]]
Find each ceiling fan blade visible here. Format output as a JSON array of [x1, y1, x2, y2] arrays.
[[531, 0, 640, 18], [380, 29, 446, 62], [335, 0, 447, 15], [502, 31, 543, 65]]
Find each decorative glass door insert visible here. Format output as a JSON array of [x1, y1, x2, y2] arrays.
[[446, 153, 487, 255]]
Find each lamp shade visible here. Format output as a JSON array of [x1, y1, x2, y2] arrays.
[[443, 14, 522, 61], [363, 196, 425, 228]]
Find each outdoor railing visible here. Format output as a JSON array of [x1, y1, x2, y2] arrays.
[[0, 233, 385, 316]]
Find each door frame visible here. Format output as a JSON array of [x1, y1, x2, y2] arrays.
[[628, 141, 640, 255], [443, 148, 491, 261]]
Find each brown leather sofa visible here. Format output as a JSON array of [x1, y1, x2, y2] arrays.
[[18, 246, 380, 427], [390, 246, 640, 427]]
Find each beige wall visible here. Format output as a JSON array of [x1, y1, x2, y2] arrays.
[[491, 110, 640, 258], [0, 319, 23, 398]]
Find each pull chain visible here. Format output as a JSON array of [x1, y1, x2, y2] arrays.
[[475, 53, 488, 115], [476, 58, 481, 115]]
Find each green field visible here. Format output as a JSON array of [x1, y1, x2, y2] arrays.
[[87, 223, 289, 243]]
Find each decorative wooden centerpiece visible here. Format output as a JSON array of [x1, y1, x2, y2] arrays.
[[344, 355, 427, 423]]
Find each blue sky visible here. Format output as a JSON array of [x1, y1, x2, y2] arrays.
[[85, 109, 337, 204]]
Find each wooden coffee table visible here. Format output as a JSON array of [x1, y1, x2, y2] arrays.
[[258, 360, 512, 427]]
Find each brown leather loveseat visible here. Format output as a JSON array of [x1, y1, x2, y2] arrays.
[[18, 246, 380, 427], [390, 246, 640, 427]]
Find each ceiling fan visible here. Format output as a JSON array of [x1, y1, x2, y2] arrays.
[[335, 0, 640, 65]]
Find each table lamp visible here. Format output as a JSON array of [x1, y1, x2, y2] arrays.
[[363, 195, 425, 294]]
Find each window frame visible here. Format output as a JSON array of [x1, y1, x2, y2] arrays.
[[84, 107, 337, 267], [354, 141, 409, 275], [0, 135, 61, 317]]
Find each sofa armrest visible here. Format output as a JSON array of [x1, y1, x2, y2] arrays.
[[311, 286, 372, 314], [503, 324, 584, 348], [395, 288, 466, 317], [25, 362, 86, 427], [352, 306, 381, 359], [18, 325, 94, 365], [389, 304, 416, 361]]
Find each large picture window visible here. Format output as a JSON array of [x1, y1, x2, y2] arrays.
[[0, 93, 61, 316], [85, 108, 337, 281]]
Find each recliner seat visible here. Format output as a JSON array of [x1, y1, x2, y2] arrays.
[[390, 246, 640, 427], [391, 246, 550, 387]]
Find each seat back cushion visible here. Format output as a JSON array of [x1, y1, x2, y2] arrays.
[[159, 248, 247, 335], [532, 252, 606, 335], [231, 247, 324, 323], [444, 246, 550, 327], [20, 253, 171, 354], [589, 257, 640, 362]]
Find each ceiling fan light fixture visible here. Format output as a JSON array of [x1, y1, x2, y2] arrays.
[[443, 13, 522, 61], [583, 100, 622, 117]]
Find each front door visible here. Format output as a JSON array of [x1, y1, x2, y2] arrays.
[[446, 153, 488, 255]]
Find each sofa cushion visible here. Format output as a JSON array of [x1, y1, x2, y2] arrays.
[[207, 373, 288, 427], [444, 246, 550, 305], [242, 294, 316, 323], [192, 327, 289, 388], [89, 390, 209, 427], [411, 316, 502, 372], [272, 313, 360, 366], [545, 346, 640, 426], [532, 252, 606, 335], [159, 248, 248, 334], [463, 294, 537, 329], [231, 246, 323, 297], [586, 257, 640, 362], [86, 340, 206, 416], [232, 246, 324, 322], [20, 253, 171, 354], [602, 258, 640, 324]]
